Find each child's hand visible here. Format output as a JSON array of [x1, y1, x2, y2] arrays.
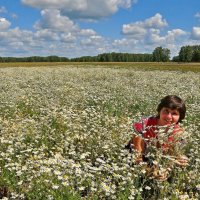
[[134, 156, 143, 164], [154, 173, 168, 181], [146, 165, 169, 181], [175, 155, 189, 166]]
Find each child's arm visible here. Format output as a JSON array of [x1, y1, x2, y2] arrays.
[[131, 135, 145, 163], [132, 120, 146, 153], [175, 155, 189, 166], [132, 135, 145, 153]]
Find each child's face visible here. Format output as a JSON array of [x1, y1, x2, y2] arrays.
[[158, 107, 180, 126]]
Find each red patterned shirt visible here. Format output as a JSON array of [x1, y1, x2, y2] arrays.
[[133, 116, 180, 150]]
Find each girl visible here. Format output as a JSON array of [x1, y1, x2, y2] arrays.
[[126, 95, 188, 168]]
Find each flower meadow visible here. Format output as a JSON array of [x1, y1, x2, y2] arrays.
[[0, 65, 200, 200]]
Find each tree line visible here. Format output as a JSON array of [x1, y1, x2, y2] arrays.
[[70, 52, 154, 62], [0, 45, 200, 62], [0, 56, 69, 63]]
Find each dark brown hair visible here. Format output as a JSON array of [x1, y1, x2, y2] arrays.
[[156, 95, 186, 122]]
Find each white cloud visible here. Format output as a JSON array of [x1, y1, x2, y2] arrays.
[[0, 27, 37, 56], [0, 17, 11, 30], [0, 8, 110, 58], [143, 13, 167, 29], [191, 27, 200, 40], [145, 28, 187, 46], [167, 29, 186, 37], [122, 23, 147, 39], [122, 13, 167, 40], [35, 29, 59, 41], [22, 0, 87, 10], [22, 0, 136, 20], [121, 14, 189, 55], [34, 9, 78, 32], [80, 35, 103, 46], [165, 29, 187, 42], [145, 29, 165, 45], [113, 38, 132, 46], [60, 33, 76, 43], [112, 38, 138, 50], [0, 28, 33, 44], [79, 29, 96, 36], [112, 37, 147, 54], [0, 18, 107, 58]]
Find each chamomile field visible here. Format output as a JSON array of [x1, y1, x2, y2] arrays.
[[0, 63, 200, 200]]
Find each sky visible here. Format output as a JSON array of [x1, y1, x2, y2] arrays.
[[0, 0, 200, 58]]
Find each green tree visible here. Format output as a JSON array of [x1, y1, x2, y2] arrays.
[[192, 46, 200, 62], [178, 46, 193, 62], [152, 47, 170, 62]]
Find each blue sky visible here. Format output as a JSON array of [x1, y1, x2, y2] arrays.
[[0, 0, 200, 58]]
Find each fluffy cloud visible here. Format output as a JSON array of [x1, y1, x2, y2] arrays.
[[79, 29, 96, 36], [22, 0, 88, 10], [122, 24, 147, 39], [0, 27, 37, 57], [121, 13, 189, 52], [165, 29, 187, 42], [60, 33, 76, 43], [115, 12, 191, 57], [145, 29, 165, 45], [146, 28, 187, 45], [122, 13, 167, 39], [34, 9, 78, 32], [0, 14, 106, 58], [22, 0, 136, 20], [0, 17, 11, 30], [34, 29, 59, 41], [191, 27, 200, 40], [143, 13, 167, 29], [0, 28, 33, 44], [80, 35, 104, 46]]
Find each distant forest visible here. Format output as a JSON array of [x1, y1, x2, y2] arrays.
[[1, 45, 200, 62]]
